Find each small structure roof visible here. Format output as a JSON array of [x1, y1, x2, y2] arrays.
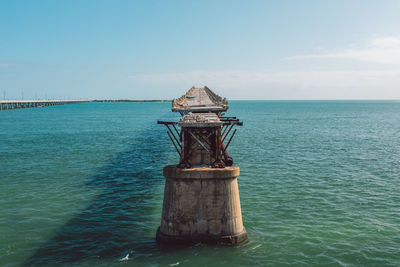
[[172, 86, 228, 113]]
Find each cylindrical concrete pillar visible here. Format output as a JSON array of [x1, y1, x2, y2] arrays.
[[157, 165, 247, 245]]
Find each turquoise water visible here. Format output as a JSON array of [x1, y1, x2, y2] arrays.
[[1, 101, 400, 266]]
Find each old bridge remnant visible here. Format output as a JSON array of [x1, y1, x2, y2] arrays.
[[0, 100, 88, 110], [156, 86, 247, 245]]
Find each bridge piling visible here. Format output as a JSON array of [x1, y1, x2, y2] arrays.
[[157, 86, 247, 245]]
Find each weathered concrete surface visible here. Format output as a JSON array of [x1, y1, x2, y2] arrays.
[[157, 165, 248, 245], [172, 86, 228, 114], [178, 112, 222, 128]]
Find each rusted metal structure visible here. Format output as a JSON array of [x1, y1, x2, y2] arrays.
[[158, 86, 242, 168], [156, 86, 247, 245]]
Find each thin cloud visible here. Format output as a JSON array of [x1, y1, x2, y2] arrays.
[[287, 37, 400, 65], [128, 69, 400, 99], [0, 62, 17, 67], [129, 37, 400, 99]]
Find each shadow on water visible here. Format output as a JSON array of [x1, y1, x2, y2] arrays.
[[25, 122, 180, 265]]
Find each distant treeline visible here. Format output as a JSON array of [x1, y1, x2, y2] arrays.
[[92, 100, 172, 103]]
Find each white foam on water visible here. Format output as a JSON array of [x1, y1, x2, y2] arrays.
[[119, 253, 130, 261]]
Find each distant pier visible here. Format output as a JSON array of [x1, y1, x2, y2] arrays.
[[0, 99, 172, 111], [0, 100, 89, 110]]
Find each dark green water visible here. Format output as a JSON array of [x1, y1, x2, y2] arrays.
[[1, 101, 400, 266]]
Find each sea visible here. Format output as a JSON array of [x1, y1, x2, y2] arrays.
[[1, 101, 400, 266]]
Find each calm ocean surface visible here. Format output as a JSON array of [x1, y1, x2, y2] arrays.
[[1, 101, 400, 266]]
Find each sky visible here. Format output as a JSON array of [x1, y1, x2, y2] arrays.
[[1, 0, 400, 100]]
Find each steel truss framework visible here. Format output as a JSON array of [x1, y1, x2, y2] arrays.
[[158, 117, 242, 168]]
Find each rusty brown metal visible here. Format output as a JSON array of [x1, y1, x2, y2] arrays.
[[158, 87, 243, 169], [222, 129, 237, 154], [157, 120, 178, 125], [166, 124, 182, 149], [189, 131, 210, 153], [222, 124, 234, 144], [172, 124, 180, 137], [167, 130, 182, 158], [221, 142, 233, 166], [221, 124, 228, 137]]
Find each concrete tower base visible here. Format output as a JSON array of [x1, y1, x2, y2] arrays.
[[156, 165, 247, 245]]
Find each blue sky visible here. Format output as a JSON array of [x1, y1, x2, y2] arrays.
[[1, 0, 400, 100]]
